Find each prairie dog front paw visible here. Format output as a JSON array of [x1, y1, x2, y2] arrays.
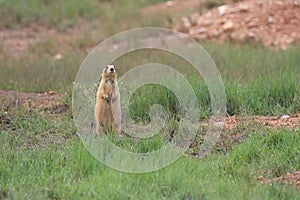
[[102, 94, 109, 100]]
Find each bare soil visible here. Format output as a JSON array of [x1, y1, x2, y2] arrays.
[[225, 114, 300, 131], [258, 171, 300, 188], [0, 90, 68, 114], [0, 21, 98, 57], [174, 0, 300, 49], [2, 0, 300, 57]]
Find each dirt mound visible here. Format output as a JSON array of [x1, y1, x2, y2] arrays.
[[0, 90, 68, 114], [174, 0, 300, 49], [258, 171, 300, 187], [225, 114, 300, 131]]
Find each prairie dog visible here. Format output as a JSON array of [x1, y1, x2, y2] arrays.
[[95, 65, 121, 135]]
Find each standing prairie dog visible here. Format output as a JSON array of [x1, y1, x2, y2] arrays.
[[95, 65, 121, 136]]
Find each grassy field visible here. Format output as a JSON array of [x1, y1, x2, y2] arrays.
[[1, 108, 299, 199], [1, 44, 299, 116], [0, 1, 300, 199]]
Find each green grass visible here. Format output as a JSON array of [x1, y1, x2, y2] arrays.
[[0, 53, 81, 94], [1, 45, 299, 116], [1, 108, 299, 199]]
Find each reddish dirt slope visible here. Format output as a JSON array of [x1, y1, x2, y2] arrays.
[[174, 0, 300, 49]]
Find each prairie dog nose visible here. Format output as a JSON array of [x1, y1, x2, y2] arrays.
[[110, 67, 114, 73]]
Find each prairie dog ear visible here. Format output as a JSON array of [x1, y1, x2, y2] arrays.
[[102, 66, 109, 74]]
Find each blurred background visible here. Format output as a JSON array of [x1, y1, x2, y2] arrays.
[[1, 0, 299, 116]]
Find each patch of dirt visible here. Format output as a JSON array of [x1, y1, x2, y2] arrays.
[[225, 114, 300, 131], [190, 114, 299, 155], [0, 90, 73, 149], [0, 27, 36, 53], [0, 21, 98, 58], [258, 171, 300, 187], [174, 0, 300, 49], [0, 90, 68, 114], [0, 188, 8, 199]]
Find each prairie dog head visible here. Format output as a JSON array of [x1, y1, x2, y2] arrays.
[[102, 65, 117, 79]]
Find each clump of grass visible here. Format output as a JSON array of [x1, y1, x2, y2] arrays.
[[126, 70, 299, 121], [0, 0, 99, 28], [0, 53, 82, 93], [204, 0, 225, 9], [223, 129, 300, 178], [1, 121, 299, 199], [128, 84, 180, 122], [224, 72, 300, 116]]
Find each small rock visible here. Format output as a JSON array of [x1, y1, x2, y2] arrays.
[[165, 1, 174, 7], [275, 1, 283, 6], [286, 37, 295, 45], [212, 29, 223, 37], [268, 17, 274, 24], [218, 5, 229, 16], [48, 90, 57, 95], [248, 22, 257, 28], [182, 17, 191, 30], [238, 4, 250, 12], [281, 115, 290, 119], [54, 54, 62, 60], [189, 29, 195, 35], [197, 27, 207, 34], [223, 20, 234, 31], [247, 32, 255, 38], [203, 20, 213, 26], [245, 17, 252, 23]]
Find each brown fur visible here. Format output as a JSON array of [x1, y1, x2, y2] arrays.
[[95, 65, 121, 136]]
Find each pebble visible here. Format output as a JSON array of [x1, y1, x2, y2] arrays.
[[54, 54, 62, 60], [218, 5, 229, 16], [197, 27, 207, 34], [223, 21, 234, 31], [281, 115, 290, 119], [165, 1, 174, 7]]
